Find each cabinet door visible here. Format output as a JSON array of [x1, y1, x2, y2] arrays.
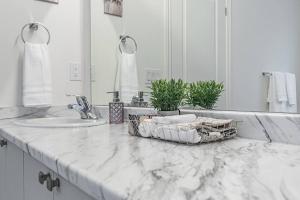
[[0, 140, 24, 200], [0, 137, 6, 200], [24, 153, 53, 200], [54, 175, 95, 200], [5, 142, 24, 200]]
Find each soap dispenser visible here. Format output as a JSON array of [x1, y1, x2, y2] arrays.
[[107, 91, 124, 124]]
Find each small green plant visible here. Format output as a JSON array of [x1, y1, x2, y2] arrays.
[[150, 79, 187, 111], [187, 81, 224, 110]]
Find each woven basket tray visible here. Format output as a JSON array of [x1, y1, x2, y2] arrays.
[[128, 114, 238, 145]]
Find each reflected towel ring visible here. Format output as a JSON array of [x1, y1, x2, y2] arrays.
[[21, 22, 51, 45], [119, 35, 137, 54]]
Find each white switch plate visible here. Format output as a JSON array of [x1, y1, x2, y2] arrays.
[[91, 64, 96, 82], [69, 63, 82, 81], [145, 68, 162, 88]]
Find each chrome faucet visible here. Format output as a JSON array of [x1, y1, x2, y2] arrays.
[[130, 91, 148, 107], [68, 96, 98, 120]]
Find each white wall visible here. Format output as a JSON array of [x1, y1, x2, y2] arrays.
[[0, 0, 90, 107], [91, 0, 169, 105], [171, 0, 227, 110], [230, 0, 300, 112]]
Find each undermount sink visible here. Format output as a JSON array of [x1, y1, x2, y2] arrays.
[[14, 117, 106, 128]]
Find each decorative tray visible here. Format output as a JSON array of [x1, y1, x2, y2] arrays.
[[128, 114, 238, 145]]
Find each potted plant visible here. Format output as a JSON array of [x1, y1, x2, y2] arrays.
[[150, 79, 187, 116], [187, 80, 224, 110]]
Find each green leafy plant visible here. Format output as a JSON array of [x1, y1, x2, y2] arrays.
[[187, 81, 224, 109], [150, 79, 187, 111]]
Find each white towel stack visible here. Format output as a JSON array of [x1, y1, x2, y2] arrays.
[[267, 72, 297, 113], [23, 42, 52, 107], [138, 115, 233, 144]]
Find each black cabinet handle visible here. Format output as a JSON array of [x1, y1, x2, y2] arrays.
[[38, 172, 51, 185], [46, 176, 60, 192], [0, 139, 7, 148]]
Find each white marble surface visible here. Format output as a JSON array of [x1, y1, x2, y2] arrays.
[[182, 109, 300, 145], [0, 114, 300, 199]]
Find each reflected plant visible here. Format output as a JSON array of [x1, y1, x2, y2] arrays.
[[187, 81, 224, 110]]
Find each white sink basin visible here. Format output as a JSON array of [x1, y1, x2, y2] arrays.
[[14, 117, 106, 128]]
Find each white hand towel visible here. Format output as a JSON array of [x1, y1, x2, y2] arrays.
[[115, 53, 139, 104], [23, 42, 52, 107], [267, 72, 286, 112], [285, 73, 297, 105], [274, 72, 288, 102]]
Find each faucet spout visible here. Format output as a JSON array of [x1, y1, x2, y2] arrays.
[[67, 96, 98, 120]]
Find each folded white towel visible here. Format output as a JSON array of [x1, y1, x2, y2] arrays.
[[285, 73, 297, 106], [139, 121, 201, 143], [152, 114, 197, 125], [23, 42, 52, 107], [155, 125, 201, 144], [274, 72, 288, 102], [115, 53, 139, 104]]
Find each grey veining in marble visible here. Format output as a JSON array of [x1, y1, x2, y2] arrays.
[[1, 117, 300, 200], [182, 109, 300, 145]]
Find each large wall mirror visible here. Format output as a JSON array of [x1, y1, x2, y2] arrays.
[[91, 0, 300, 114]]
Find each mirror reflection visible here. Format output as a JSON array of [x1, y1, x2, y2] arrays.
[[91, 0, 300, 114]]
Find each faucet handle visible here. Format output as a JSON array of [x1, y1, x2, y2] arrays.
[[79, 96, 92, 111]]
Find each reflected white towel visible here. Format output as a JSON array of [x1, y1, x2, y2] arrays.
[[274, 72, 288, 102], [115, 53, 139, 104], [285, 73, 297, 105], [23, 42, 52, 107], [267, 72, 288, 112]]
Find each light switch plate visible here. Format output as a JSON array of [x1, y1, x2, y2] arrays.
[[69, 63, 82, 81], [91, 64, 96, 82], [145, 68, 162, 88]]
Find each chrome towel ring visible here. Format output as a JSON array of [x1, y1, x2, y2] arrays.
[[119, 35, 137, 54], [21, 22, 51, 45]]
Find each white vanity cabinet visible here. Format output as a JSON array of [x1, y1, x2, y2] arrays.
[[0, 137, 95, 200], [24, 152, 95, 200], [0, 138, 24, 200], [24, 153, 53, 200], [54, 174, 95, 200], [0, 136, 6, 200]]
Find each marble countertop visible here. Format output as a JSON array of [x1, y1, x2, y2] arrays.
[[1, 117, 300, 200]]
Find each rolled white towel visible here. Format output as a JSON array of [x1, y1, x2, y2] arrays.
[[152, 114, 197, 125], [139, 119, 155, 138], [155, 124, 201, 144]]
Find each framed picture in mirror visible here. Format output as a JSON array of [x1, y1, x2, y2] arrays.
[[104, 0, 123, 17]]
